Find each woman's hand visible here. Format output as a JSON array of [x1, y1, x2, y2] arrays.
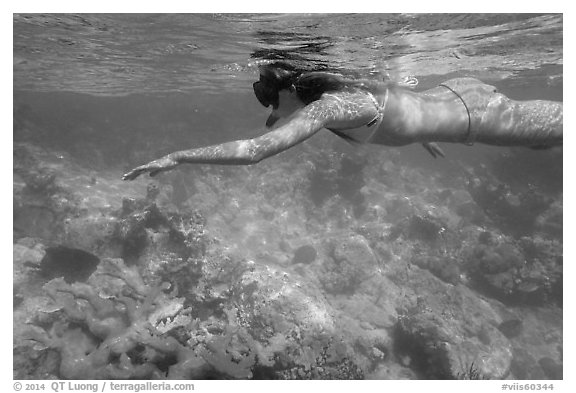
[[122, 155, 178, 181]]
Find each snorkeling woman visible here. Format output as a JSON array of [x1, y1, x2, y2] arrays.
[[122, 62, 562, 181]]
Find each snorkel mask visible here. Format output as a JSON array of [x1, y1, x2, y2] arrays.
[[253, 77, 279, 109], [253, 63, 299, 109]]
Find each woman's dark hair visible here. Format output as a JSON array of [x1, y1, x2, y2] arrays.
[[293, 71, 357, 104], [253, 62, 361, 108]]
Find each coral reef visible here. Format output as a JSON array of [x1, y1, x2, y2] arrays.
[[13, 141, 562, 380], [17, 246, 363, 380], [22, 258, 207, 379]]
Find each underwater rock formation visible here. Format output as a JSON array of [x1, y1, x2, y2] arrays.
[[394, 269, 512, 379], [535, 199, 563, 238], [411, 254, 461, 285], [387, 213, 447, 243], [13, 145, 70, 241], [221, 262, 360, 379], [319, 234, 379, 294], [463, 234, 562, 306], [112, 200, 207, 270], [465, 165, 555, 238], [13, 238, 48, 307]]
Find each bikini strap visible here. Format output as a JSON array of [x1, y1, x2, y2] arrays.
[[439, 83, 474, 145], [366, 90, 387, 127]]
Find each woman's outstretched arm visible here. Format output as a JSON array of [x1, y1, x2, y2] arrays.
[[122, 91, 379, 180]]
